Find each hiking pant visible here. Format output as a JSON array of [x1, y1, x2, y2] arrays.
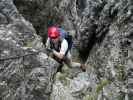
[[63, 55, 81, 68], [49, 52, 81, 68]]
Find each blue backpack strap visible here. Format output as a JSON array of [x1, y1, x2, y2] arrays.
[[58, 28, 67, 38]]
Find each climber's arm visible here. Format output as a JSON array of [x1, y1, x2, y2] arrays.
[[52, 50, 65, 59], [53, 39, 68, 60]]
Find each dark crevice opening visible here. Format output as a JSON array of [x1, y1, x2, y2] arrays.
[[13, 0, 47, 37], [13, 0, 65, 45], [79, 22, 110, 62], [76, 0, 86, 16], [79, 32, 97, 62]]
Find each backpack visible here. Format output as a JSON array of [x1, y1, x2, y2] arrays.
[[50, 27, 73, 56]]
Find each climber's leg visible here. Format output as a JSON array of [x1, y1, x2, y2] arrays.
[[64, 55, 86, 72]]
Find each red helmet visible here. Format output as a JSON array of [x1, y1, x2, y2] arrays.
[[48, 26, 60, 39]]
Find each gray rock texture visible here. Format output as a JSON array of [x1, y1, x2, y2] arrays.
[[0, 0, 59, 100], [0, 0, 133, 100]]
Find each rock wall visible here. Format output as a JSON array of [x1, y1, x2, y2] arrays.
[[85, 0, 132, 99], [0, 0, 59, 100], [0, 0, 133, 100]]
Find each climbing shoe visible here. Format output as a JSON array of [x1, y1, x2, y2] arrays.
[[80, 64, 86, 72]]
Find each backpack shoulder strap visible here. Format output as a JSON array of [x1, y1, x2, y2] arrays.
[[58, 28, 67, 38], [64, 35, 73, 56]]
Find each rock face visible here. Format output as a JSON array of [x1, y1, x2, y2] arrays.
[[45, 0, 131, 99], [1, 0, 133, 100], [0, 0, 59, 100], [84, 0, 132, 99]]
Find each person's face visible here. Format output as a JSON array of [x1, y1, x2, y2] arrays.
[[51, 37, 60, 43]]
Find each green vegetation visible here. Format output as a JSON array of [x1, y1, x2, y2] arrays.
[[117, 93, 125, 100], [96, 79, 110, 93], [115, 64, 125, 81], [84, 95, 95, 100], [56, 72, 70, 86], [24, 40, 33, 47]]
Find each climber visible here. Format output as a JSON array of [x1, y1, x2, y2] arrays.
[[45, 26, 86, 72]]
